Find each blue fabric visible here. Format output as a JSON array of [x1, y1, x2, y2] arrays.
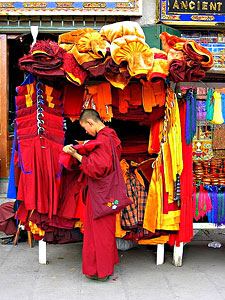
[[7, 131, 17, 199], [221, 93, 225, 124]]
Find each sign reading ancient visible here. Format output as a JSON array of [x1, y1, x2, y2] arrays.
[[157, 0, 225, 24], [168, 0, 225, 14]]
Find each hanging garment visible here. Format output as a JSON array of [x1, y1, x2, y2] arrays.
[[169, 102, 194, 247], [210, 91, 224, 125], [7, 132, 17, 199], [141, 80, 157, 113], [16, 103, 63, 118], [185, 90, 197, 145], [206, 88, 214, 121], [193, 184, 212, 221], [62, 84, 85, 121], [15, 110, 64, 131], [84, 83, 113, 121], [148, 118, 164, 154], [117, 83, 142, 113], [221, 93, 225, 122], [17, 136, 63, 218], [121, 171, 148, 230]]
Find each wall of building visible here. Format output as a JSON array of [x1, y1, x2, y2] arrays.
[[132, 0, 157, 26]]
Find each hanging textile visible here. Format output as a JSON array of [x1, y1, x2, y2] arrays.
[[206, 88, 214, 121], [185, 89, 197, 145], [169, 101, 194, 247], [210, 91, 224, 125], [192, 183, 212, 221]]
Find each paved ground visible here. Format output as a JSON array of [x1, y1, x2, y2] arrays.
[[0, 229, 225, 300]]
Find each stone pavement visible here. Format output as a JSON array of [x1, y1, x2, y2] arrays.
[[0, 229, 225, 300]]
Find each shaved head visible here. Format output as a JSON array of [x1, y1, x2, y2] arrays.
[[79, 109, 101, 123]]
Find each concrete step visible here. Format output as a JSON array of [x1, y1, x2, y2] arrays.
[[0, 179, 8, 194], [0, 194, 12, 205]]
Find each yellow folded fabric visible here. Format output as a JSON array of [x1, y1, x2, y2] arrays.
[[100, 21, 145, 43], [111, 36, 154, 77], [138, 235, 170, 245], [115, 213, 128, 238]]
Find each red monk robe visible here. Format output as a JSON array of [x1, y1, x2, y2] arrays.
[[80, 126, 121, 278]]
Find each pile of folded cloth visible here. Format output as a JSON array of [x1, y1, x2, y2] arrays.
[[19, 40, 88, 86], [18, 22, 214, 88], [58, 21, 169, 89], [160, 32, 214, 83]]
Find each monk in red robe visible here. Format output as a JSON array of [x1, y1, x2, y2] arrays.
[[63, 109, 121, 281]]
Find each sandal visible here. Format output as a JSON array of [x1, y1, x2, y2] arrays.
[[85, 275, 109, 282]]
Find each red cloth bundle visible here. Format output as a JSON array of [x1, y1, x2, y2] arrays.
[[31, 40, 65, 59], [185, 59, 206, 82], [183, 40, 214, 70], [168, 59, 186, 83], [159, 32, 186, 53], [73, 140, 102, 155], [62, 53, 88, 86], [19, 54, 65, 77], [59, 141, 102, 170]]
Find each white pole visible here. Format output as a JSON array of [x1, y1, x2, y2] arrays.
[[39, 240, 47, 264]]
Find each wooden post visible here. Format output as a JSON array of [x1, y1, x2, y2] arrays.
[[0, 34, 9, 178]]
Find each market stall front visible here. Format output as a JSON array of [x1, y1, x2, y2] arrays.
[[6, 20, 216, 266]]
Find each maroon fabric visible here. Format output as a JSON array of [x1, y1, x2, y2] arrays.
[[19, 55, 65, 77], [81, 127, 121, 179], [112, 105, 165, 126], [15, 95, 62, 110], [82, 194, 119, 277], [0, 202, 16, 235], [168, 60, 186, 83], [15, 111, 63, 131], [81, 50, 111, 77], [19, 40, 66, 77], [185, 58, 206, 82], [17, 136, 63, 218], [16, 103, 63, 118], [87, 133, 132, 219], [62, 52, 88, 85], [31, 40, 65, 59], [57, 168, 82, 219]]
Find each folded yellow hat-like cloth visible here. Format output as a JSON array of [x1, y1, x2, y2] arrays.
[[100, 21, 145, 43], [111, 35, 154, 77], [59, 28, 110, 57]]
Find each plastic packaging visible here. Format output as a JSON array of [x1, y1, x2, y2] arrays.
[[116, 238, 138, 251], [207, 241, 222, 248]]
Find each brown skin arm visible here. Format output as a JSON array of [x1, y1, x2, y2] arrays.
[[63, 145, 83, 163]]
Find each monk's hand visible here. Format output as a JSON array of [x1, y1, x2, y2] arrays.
[[63, 145, 77, 157]]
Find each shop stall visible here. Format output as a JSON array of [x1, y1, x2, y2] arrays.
[[7, 20, 215, 266]]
